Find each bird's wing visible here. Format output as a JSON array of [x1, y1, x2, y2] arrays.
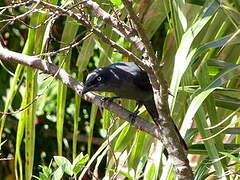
[[143, 99, 158, 119], [132, 67, 152, 91], [110, 62, 152, 91]]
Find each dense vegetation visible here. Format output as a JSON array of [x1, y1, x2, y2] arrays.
[[0, 0, 240, 179]]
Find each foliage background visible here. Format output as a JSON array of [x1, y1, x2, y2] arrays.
[[0, 0, 240, 179]]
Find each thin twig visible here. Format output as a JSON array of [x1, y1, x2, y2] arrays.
[[81, 0, 150, 68], [0, 45, 161, 141], [38, 32, 93, 57], [0, 0, 32, 10], [0, 0, 41, 23], [111, 132, 138, 179], [0, 50, 71, 115], [31, 0, 143, 65], [106, 117, 118, 174], [122, 0, 157, 64]]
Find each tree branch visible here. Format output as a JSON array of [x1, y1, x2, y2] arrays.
[[30, 0, 143, 65], [1, 1, 193, 178], [121, 0, 157, 63], [81, 0, 145, 53], [0, 0, 40, 23], [0, 45, 160, 140], [115, 1, 194, 179], [80, 0, 151, 68]]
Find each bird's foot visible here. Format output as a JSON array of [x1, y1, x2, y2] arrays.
[[129, 110, 139, 124], [101, 96, 119, 102]]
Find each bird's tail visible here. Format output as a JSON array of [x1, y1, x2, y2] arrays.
[[173, 123, 188, 151], [143, 100, 188, 152]]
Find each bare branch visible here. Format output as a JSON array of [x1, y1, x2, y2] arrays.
[[38, 32, 93, 57], [0, 0, 32, 10], [0, 0, 40, 23], [82, 0, 140, 46], [81, 0, 151, 68], [0, 45, 160, 140], [0, 1, 193, 178], [29, 0, 143, 64], [121, 0, 157, 63]]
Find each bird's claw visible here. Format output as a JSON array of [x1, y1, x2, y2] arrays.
[[129, 111, 139, 124], [101, 97, 119, 102], [101, 97, 113, 102]]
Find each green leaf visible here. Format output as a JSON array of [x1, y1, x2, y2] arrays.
[[142, 0, 169, 38], [145, 163, 156, 180], [215, 91, 240, 111], [76, 34, 95, 71], [54, 156, 72, 176], [40, 165, 52, 176], [170, 1, 219, 110], [110, 0, 122, 6], [79, 122, 128, 179], [118, 170, 132, 179], [220, 152, 240, 163], [194, 157, 211, 180], [52, 166, 64, 180], [128, 132, 145, 169], [184, 64, 240, 124], [114, 124, 136, 151], [72, 153, 89, 175], [136, 155, 148, 178], [39, 173, 49, 180]]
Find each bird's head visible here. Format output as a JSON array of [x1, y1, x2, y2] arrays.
[[82, 68, 116, 95]]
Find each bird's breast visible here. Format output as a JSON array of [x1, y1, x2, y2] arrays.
[[113, 83, 152, 102]]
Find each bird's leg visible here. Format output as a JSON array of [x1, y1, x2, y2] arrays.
[[129, 103, 143, 124], [101, 96, 120, 102]]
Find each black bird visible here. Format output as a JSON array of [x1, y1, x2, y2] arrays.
[[82, 62, 187, 151]]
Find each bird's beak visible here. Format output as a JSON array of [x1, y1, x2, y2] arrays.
[[82, 84, 96, 95], [82, 85, 90, 95]]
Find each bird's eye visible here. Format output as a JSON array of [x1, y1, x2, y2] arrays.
[[97, 76, 102, 82]]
